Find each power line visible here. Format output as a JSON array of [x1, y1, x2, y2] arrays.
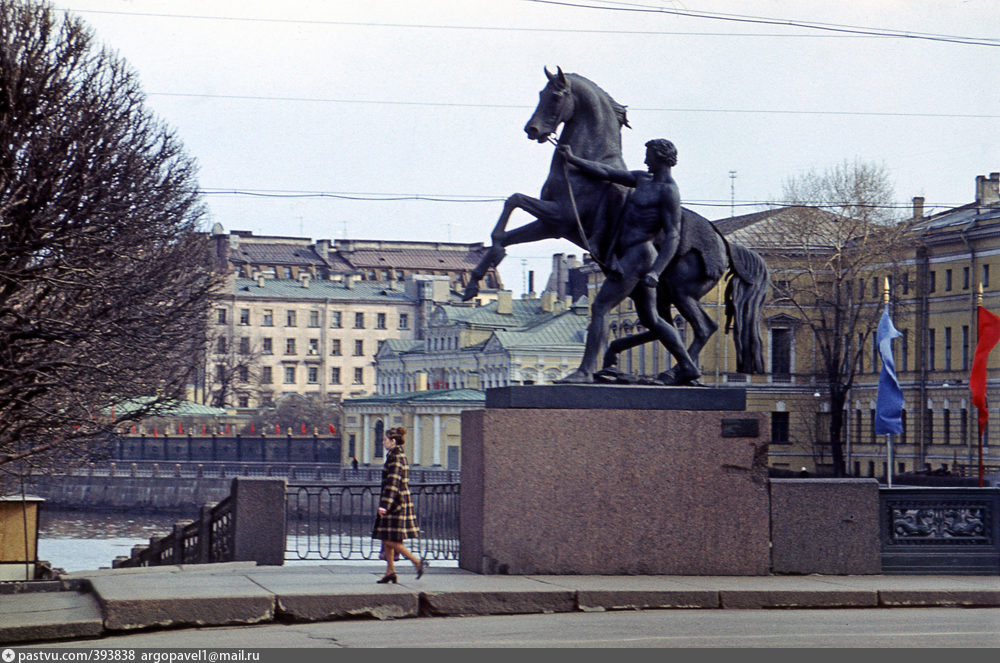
[[525, 0, 1000, 47], [198, 187, 968, 211], [67, 5, 1000, 46], [64, 7, 989, 42], [149, 92, 1000, 120]]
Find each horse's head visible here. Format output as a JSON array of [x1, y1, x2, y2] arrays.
[[524, 66, 574, 143]]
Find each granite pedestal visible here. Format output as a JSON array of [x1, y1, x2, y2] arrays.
[[460, 385, 770, 575]]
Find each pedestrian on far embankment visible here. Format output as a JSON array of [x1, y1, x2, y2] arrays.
[[372, 426, 425, 583]]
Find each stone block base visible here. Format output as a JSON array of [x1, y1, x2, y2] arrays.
[[460, 400, 769, 575]]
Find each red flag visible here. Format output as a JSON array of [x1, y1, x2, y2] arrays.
[[226, 424, 231, 435], [250, 423, 255, 434], [301, 423, 307, 434], [276, 424, 281, 435], [328, 424, 336, 435], [178, 424, 183, 435], [201, 424, 206, 435], [153, 428, 158, 437], [970, 306, 1000, 433]]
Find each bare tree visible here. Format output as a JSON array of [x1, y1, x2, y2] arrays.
[[748, 161, 912, 476], [251, 394, 341, 437], [0, 1, 223, 478], [203, 328, 262, 410]]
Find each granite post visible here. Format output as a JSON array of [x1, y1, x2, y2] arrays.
[[460, 385, 769, 575]]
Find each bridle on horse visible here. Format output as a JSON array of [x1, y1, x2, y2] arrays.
[[548, 134, 605, 271]]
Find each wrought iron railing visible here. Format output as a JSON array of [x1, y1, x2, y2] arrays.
[[879, 487, 1000, 574], [113, 498, 234, 568], [285, 483, 460, 561]]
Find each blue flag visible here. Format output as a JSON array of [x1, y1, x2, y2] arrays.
[[875, 305, 904, 435]]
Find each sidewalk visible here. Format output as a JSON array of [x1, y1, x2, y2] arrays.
[[2, 562, 999, 645]]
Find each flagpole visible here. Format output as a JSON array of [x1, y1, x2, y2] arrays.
[[977, 283, 985, 488], [884, 278, 893, 488]]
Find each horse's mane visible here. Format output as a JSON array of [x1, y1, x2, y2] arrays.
[[566, 72, 631, 129]]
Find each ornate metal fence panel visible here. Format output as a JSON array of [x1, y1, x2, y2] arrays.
[[285, 483, 460, 561], [880, 487, 1000, 574]]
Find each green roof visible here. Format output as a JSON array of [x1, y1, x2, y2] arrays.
[[108, 397, 229, 417], [343, 388, 485, 406], [231, 277, 419, 302]]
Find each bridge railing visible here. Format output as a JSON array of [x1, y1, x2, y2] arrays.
[[879, 486, 1000, 574], [112, 478, 285, 568], [285, 483, 460, 562], [60, 460, 459, 484]]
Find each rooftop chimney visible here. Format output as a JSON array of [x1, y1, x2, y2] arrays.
[[912, 196, 925, 220], [496, 290, 513, 315], [976, 173, 1000, 206]]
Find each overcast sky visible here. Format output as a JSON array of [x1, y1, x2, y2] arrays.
[[50, 0, 1000, 295]]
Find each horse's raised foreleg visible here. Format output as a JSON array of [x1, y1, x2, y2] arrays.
[[463, 194, 566, 301]]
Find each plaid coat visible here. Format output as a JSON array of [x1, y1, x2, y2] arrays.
[[371, 446, 420, 542]]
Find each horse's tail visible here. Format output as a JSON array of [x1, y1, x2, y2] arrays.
[[724, 243, 769, 374]]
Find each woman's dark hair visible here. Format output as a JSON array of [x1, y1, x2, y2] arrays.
[[386, 426, 407, 445]]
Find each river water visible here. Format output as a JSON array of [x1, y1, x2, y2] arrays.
[[37, 508, 454, 573]]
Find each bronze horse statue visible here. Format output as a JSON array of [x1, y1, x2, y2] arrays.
[[463, 68, 768, 383]]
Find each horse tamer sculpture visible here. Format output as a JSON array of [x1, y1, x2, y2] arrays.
[[463, 68, 769, 385]]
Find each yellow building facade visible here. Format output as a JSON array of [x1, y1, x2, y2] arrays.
[[601, 173, 1000, 478]]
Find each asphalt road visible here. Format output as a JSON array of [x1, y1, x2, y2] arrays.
[[27, 608, 1000, 648]]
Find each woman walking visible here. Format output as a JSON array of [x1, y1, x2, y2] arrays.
[[372, 426, 425, 583]]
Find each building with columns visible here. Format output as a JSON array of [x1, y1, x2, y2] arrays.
[[341, 287, 589, 469], [339, 388, 485, 469]]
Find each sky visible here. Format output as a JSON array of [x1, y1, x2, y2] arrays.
[[48, 0, 1000, 296]]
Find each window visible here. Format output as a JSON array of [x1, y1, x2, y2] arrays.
[[284, 366, 296, 384], [927, 328, 935, 370], [945, 269, 953, 292], [285, 338, 296, 355], [984, 264, 991, 288], [900, 329, 909, 372], [330, 339, 341, 356], [238, 366, 248, 382], [309, 311, 320, 328], [928, 270, 936, 293], [964, 266, 970, 290], [330, 367, 341, 384], [262, 338, 273, 355], [376, 312, 387, 329], [239, 309, 250, 325], [943, 409, 951, 445], [944, 327, 952, 370], [353, 367, 364, 385], [262, 309, 274, 327], [286, 310, 297, 327], [925, 409, 934, 445], [330, 311, 342, 328], [308, 366, 319, 384], [215, 364, 225, 381], [283, 267, 293, 279], [962, 325, 970, 370], [354, 312, 365, 329], [261, 367, 272, 384], [216, 337, 227, 354], [771, 412, 790, 444], [872, 334, 878, 374], [308, 338, 319, 355], [399, 313, 409, 330], [354, 340, 364, 356], [770, 328, 791, 381], [239, 337, 250, 354], [857, 333, 865, 373], [217, 309, 227, 325], [237, 395, 249, 408], [902, 272, 909, 295]]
